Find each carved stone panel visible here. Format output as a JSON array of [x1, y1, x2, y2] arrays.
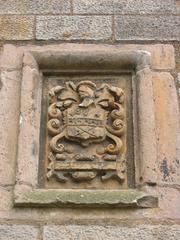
[[9, 45, 158, 207], [40, 75, 134, 189]]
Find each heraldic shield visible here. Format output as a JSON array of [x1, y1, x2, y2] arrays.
[[47, 80, 126, 184], [65, 104, 107, 145]]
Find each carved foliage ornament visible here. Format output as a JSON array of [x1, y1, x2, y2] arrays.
[[47, 81, 126, 183]]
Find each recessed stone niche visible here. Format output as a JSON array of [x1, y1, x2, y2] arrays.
[[41, 74, 133, 190], [7, 44, 159, 207]]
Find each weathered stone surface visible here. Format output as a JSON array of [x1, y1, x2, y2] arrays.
[[0, 44, 23, 70], [0, 71, 22, 185], [0, 0, 71, 14], [174, 0, 180, 13], [178, 73, 180, 95], [14, 189, 158, 208], [74, 0, 174, 14], [36, 16, 112, 40], [145, 44, 175, 70], [135, 69, 157, 185], [0, 225, 38, 240], [1, 187, 180, 221], [43, 224, 180, 240], [46, 80, 127, 186], [0, 186, 12, 211], [152, 72, 180, 185], [157, 187, 180, 219], [115, 16, 180, 41], [22, 44, 175, 70], [0, 46, 23, 186], [0, 16, 34, 40], [16, 64, 42, 187]]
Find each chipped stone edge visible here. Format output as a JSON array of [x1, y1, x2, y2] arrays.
[[14, 188, 158, 208]]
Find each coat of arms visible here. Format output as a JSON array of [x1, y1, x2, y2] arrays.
[[47, 80, 126, 184]]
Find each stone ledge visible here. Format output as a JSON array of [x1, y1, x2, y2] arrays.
[[14, 189, 158, 208]]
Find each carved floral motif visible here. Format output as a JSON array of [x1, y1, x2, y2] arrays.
[[47, 81, 126, 183]]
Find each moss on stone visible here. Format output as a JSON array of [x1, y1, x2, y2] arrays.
[[15, 189, 158, 208]]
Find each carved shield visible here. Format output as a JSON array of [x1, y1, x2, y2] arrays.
[[64, 104, 107, 145]]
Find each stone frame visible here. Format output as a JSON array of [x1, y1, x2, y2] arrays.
[[9, 44, 158, 208]]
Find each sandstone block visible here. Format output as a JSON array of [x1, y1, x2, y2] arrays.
[[0, 46, 23, 186], [0, 44, 23, 70], [36, 16, 112, 40], [0, 16, 34, 40], [157, 187, 180, 219], [0, 71, 21, 185], [135, 69, 157, 184], [74, 0, 174, 14], [115, 16, 180, 41], [152, 72, 180, 185], [16, 65, 42, 186], [0, 0, 71, 14], [0, 186, 12, 211], [43, 224, 180, 240], [0, 225, 38, 240]]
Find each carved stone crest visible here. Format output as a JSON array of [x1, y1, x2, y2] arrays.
[[47, 81, 126, 184]]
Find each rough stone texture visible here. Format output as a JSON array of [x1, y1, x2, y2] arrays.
[[178, 73, 180, 95], [14, 189, 158, 208], [175, 0, 180, 14], [16, 62, 42, 187], [0, 0, 179, 234], [0, 0, 71, 14], [115, 16, 180, 41], [157, 187, 180, 219], [0, 16, 34, 40], [0, 2, 179, 240], [0, 45, 23, 186], [152, 72, 180, 185], [0, 225, 38, 240], [0, 186, 12, 211], [0, 186, 179, 222], [0, 1, 178, 41], [23, 44, 175, 70], [0, 71, 21, 186], [43, 224, 180, 240], [135, 69, 157, 184], [36, 16, 112, 40], [0, 44, 23, 70], [74, 0, 175, 14]]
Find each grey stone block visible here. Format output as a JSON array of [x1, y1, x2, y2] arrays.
[[36, 16, 112, 40], [0, 225, 38, 240], [115, 16, 180, 41], [74, 0, 174, 14], [43, 224, 180, 240], [0, 0, 71, 14], [0, 16, 34, 40]]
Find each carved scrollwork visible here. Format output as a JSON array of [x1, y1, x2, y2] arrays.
[[47, 80, 126, 184]]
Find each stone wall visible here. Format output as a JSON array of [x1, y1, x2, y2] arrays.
[[0, 1, 180, 239], [0, 0, 180, 95]]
